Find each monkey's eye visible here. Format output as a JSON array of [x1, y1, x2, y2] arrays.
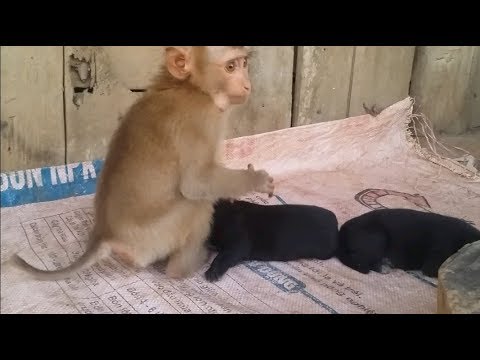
[[243, 58, 248, 67], [225, 62, 236, 73]]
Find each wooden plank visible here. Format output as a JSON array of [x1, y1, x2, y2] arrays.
[[1, 46, 65, 172], [292, 46, 354, 126], [103, 46, 165, 89], [65, 46, 294, 163], [467, 47, 480, 128], [410, 46, 477, 135], [349, 46, 415, 117], [226, 46, 294, 138], [64, 46, 143, 163]]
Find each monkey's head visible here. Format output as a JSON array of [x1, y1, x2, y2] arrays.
[[164, 46, 252, 112]]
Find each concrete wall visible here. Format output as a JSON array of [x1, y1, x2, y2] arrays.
[[1, 46, 479, 172]]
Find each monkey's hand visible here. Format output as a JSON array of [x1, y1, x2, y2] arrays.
[[247, 164, 274, 197]]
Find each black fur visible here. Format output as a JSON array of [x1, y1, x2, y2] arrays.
[[336, 208, 480, 277], [205, 199, 339, 282]]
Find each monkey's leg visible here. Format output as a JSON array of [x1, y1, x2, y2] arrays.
[[110, 200, 201, 270], [166, 238, 209, 279], [109, 232, 181, 270], [165, 201, 213, 279]]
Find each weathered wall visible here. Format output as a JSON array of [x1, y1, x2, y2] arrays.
[[292, 46, 416, 126], [64, 46, 143, 163], [1, 46, 65, 171], [1, 46, 479, 172], [410, 46, 480, 135], [226, 46, 294, 138], [64, 46, 294, 163], [293, 46, 354, 126], [468, 48, 480, 129]]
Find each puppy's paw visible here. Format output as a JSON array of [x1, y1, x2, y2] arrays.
[[204, 266, 223, 282]]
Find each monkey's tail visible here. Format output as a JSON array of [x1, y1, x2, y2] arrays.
[[9, 234, 108, 281]]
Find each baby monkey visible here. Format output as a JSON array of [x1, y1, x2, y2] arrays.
[[205, 199, 339, 282], [11, 46, 274, 280]]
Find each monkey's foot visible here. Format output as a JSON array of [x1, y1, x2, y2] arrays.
[[165, 247, 208, 279]]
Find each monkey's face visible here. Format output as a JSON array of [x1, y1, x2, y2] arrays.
[[164, 46, 252, 112], [201, 47, 252, 111], [219, 54, 251, 104]]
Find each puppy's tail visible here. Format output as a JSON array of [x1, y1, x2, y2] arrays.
[[7, 233, 109, 281]]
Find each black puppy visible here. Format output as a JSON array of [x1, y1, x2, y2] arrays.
[[204, 199, 339, 282], [336, 208, 480, 277]]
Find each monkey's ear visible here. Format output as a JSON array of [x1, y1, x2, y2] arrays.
[[165, 47, 191, 80]]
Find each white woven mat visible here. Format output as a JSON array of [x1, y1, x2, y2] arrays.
[[2, 97, 479, 314]]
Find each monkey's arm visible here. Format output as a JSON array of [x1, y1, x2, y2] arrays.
[[180, 164, 272, 201]]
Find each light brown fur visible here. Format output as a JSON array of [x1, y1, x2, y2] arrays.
[[10, 46, 274, 280]]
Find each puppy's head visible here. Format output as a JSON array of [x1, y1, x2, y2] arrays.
[[337, 226, 386, 274]]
